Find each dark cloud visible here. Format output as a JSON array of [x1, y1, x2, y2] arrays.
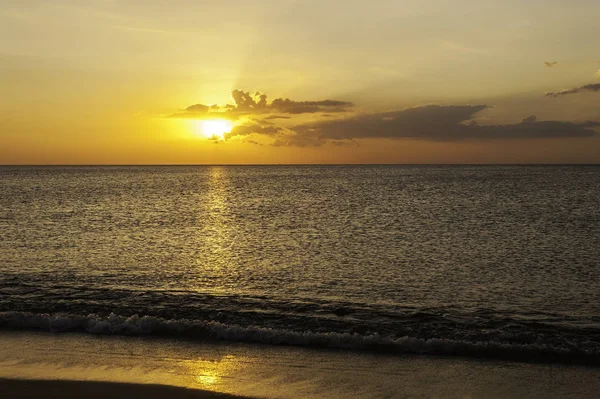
[[292, 105, 489, 141], [168, 103, 217, 118], [170, 90, 353, 119], [544, 61, 558, 67], [231, 90, 268, 111], [546, 83, 600, 97], [186, 104, 210, 113], [263, 115, 291, 120], [269, 98, 352, 114], [223, 123, 281, 140], [243, 139, 264, 146], [521, 115, 537, 124], [169, 90, 598, 147], [582, 120, 600, 128], [284, 105, 597, 145], [272, 136, 324, 147]]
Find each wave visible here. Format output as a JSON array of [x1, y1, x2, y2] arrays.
[[1, 311, 598, 365]]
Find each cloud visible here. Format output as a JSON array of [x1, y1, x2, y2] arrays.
[[292, 105, 489, 141], [231, 90, 268, 111], [170, 90, 353, 119], [223, 123, 282, 140], [263, 115, 291, 120], [186, 104, 210, 113], [243, 139, 264, 146], [546, 83, 600, 97], [582, 120, 600, 128], [269, 98, 352, 114], [272, 136, 325, 147], [544, 61, 558, 67], [283, 105, 597, 145], [168, 90, 598, 147], [521, 115, 537, 123]]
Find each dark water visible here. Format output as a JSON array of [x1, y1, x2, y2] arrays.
[[1, 166, 599, 363]]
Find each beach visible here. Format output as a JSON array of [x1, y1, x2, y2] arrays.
[[0, 379, 244, 399], [1, 330, 599, 399]]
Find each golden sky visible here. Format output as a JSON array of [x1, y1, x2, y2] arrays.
[[1, 0, 599, 164]]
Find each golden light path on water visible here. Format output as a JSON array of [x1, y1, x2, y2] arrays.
[[193, 166, 240, 296]]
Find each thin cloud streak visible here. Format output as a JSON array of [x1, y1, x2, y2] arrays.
[[546, 83, 600, 97]]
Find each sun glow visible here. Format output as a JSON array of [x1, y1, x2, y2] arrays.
[[196, 119, 234, 139]]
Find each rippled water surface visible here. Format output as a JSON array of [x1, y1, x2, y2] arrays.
[[1, 166, 599, 362]]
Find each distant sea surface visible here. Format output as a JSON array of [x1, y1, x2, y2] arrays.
[[1, 165, 599, 363]]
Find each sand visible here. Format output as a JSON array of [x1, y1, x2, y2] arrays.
[[0, 379, 248, 399]]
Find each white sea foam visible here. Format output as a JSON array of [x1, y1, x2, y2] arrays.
[[0, 311, 596, 363]]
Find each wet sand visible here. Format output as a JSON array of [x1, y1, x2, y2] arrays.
[[1, 331, 599, 399], [0, 378, 248, 398]]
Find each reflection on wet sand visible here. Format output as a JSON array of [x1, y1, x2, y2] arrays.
[[184, 355, 247, 390]]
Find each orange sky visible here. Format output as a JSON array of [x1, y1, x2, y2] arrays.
[[1, 0, 600, 164]]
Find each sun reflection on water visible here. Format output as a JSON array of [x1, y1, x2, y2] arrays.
[[199, 167, 235, 264]]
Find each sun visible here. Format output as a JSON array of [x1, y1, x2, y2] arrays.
[[195, 119, 233, 139]]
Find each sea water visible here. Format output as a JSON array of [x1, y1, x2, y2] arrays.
[[1, 165, 599, 363]]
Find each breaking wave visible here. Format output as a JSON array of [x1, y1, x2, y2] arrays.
[[1, 311, 599, 365]]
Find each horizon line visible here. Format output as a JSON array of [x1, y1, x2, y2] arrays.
[[1, 163, 599, 167]]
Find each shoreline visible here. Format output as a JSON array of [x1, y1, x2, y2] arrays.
[[1, 330, 599, 398]]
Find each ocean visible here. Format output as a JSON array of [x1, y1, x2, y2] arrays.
[[1, 165, 600, 365]]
